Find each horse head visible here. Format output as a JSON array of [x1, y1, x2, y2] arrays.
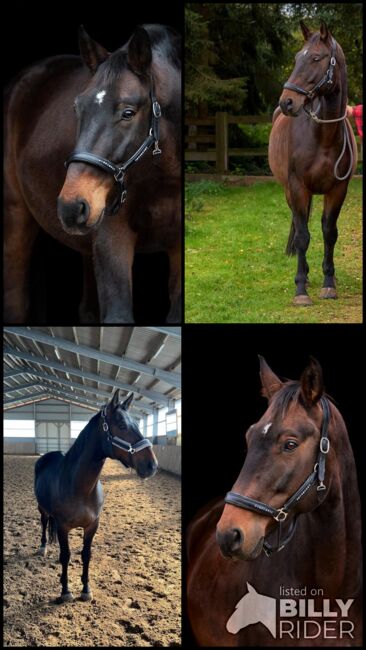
[[216, 356, 334, 560], [103, 389, 158, 478], [279, 21, 344, 117], [57, 26, 157, 234]]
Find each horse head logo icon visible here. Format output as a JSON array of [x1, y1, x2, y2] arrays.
[[226, 582, 277, 637]]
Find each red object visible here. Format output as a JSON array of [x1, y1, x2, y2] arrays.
[[352, 104, 363, 139]]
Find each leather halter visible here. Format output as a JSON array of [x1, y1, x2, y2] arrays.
[[65, 86, 162, 214], [101, 406, 152, 463], [225, 396, 331, 557], [283, 37, 337, 101]]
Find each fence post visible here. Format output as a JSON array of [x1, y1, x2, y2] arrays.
[[215, 112, 228, 173]]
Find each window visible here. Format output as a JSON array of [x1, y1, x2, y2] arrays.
[[71, 421, 88, 439], [4, 420, 35, 438]]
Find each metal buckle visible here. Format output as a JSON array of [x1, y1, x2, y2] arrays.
[[120, 190, 127, 204], [153, 101, 161, 118], [317, 481, 326, 492], [274, 508, 288, 522], [114, 168, 124, 183], [320, 437, 330, 454], [129, 447, 136, 455], [330, 56, 336, 67], [153, 141, 161, 156]]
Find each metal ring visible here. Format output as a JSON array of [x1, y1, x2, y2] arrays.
[[330, 57, 336, 66], [320, 437, 330, 454], [274, 508, 288, 522], [153, 101, 161, 118], [129, 447, 136, 454], [102, 422, 108, 432]]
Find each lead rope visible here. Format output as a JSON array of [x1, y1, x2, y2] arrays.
[[305, 104, 354, 181]]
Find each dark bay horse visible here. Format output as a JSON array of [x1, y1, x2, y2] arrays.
[[268, 22, 357, 305], [4, 24, 181, 323], [187, 357, 362, 646], [34, 390, 157, 602]]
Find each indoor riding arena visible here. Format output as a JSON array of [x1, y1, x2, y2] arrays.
[[3, 326, 181, 647]]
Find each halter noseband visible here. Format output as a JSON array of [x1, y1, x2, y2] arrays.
[[101, 406, 152, 460], [225, 396, 331, 557], [283, 37, 337, 100], [65, 87, 161, 214]]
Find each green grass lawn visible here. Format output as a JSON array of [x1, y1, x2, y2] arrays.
[[185, 178, 362, 323]]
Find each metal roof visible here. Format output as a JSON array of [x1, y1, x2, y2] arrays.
[[3, 327, 181, 417]]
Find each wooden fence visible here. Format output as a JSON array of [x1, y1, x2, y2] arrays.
[[185, 112, 363, 174]]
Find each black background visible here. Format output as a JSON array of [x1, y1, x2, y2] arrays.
[[4, 1, 183, 323]]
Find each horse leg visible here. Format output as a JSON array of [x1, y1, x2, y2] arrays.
[[320, 183, 348, 299], [57, 526, 73, 602], [79, 254, 99, 322], [80, 520, 99, 601], [93, 223, 137, 323], [167, 243, 182, 323], [4, 186, 39, 322], [38, 506, 49, 557], [288, 181, 312, 305]]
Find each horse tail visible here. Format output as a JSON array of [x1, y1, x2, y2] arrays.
[[285, 220, 296, 256], [48, 517, 58, 544]]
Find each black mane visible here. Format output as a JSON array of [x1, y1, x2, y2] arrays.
[[64, 411, 101, 460]]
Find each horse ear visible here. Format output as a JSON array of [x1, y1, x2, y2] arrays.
[[300, 357, 324, 406], [259, 356, 283, 400], [127, 26, 152, 74], [300, 20, 312, 42], [319, 20, 330, 43], [122, 393, 134, 411], [78, 25, 110, 74], [111, 389, 120, 408]]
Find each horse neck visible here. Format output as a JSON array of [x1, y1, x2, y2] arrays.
[[64, 415, 106, 496], [302, 413, 361, 597]]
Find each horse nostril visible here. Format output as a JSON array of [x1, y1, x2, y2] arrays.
[[217, 527, 244, 557], [230, 528, 243, 551], [75, 200, 90, 225], [286, 97, 293, 109]]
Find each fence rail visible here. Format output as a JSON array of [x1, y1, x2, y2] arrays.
[[185, 111, 363, 173]]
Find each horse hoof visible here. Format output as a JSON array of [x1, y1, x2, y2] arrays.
[[320, 287, 337, 299], [60, 592, 74, 603], [293, 295, 313, 306], [38, 546, 47, 557], [80, 591, 93, 601]]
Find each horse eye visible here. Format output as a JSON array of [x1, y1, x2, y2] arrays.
[[313, 56, 320, 62], [283, 439, 298, 452], [122, 108, 136, 120]]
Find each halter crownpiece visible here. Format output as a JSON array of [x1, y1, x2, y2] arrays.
[[225, 396, 331, 557], [101, 406, 152, 457], [65, 85, 162, 213]]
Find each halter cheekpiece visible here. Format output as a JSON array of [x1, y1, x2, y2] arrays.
[[101, 406, 152, 457], [65, 84, 161, 214], [225, 396, 331, 557]]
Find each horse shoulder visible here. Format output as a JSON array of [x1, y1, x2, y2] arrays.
[[187, 498, 224, 565]]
